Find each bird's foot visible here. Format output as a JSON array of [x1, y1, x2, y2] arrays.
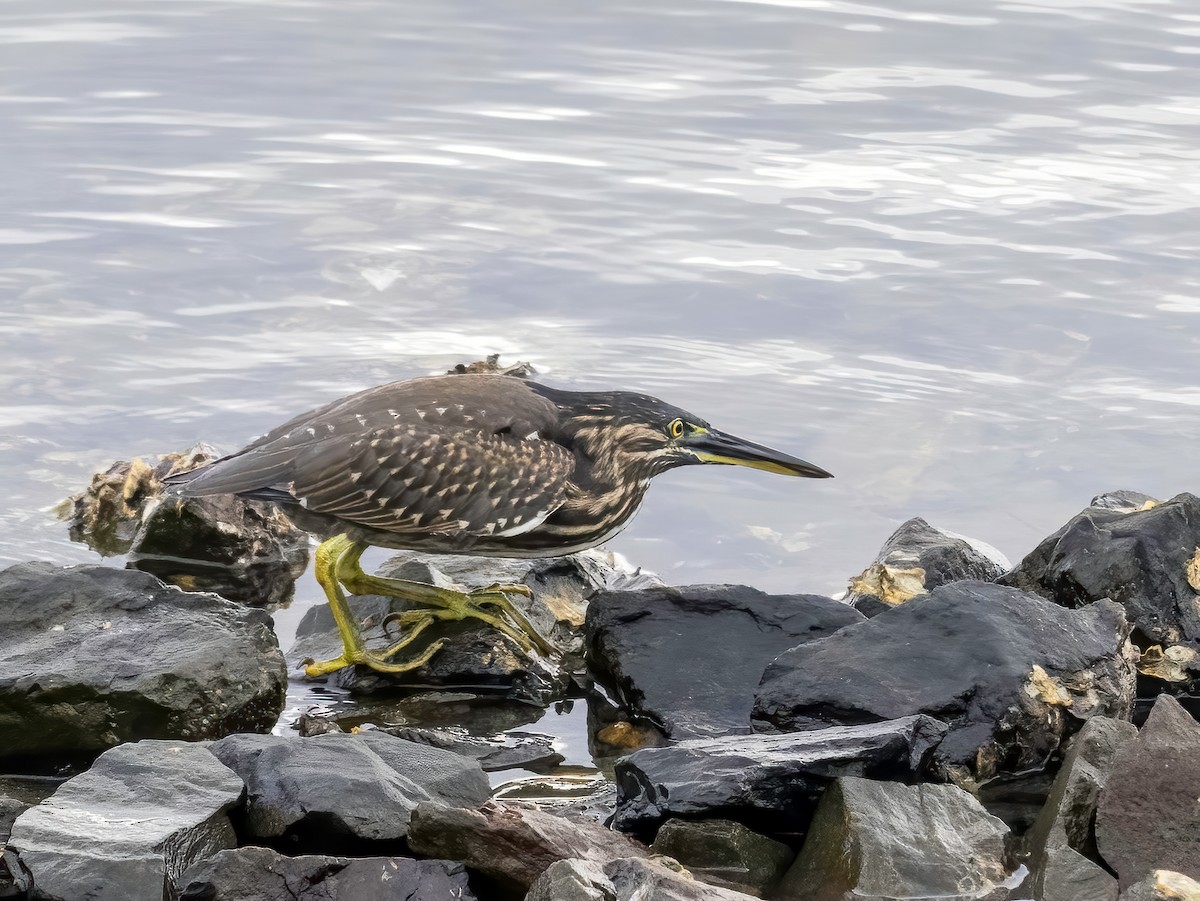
[[378, 582, 557, 658], [302, 615, 448, 677]]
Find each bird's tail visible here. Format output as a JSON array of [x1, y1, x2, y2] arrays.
[[162, 449, 296, 499]]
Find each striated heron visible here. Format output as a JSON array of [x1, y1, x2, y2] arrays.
[[165, 374, 831, 676]]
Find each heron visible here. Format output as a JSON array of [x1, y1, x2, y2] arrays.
[[165, 373, 831, 676]]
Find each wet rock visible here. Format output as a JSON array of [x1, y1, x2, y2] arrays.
[[585, 584, 863, 739], [382, 724, 564, 772], [612, 715, 948, 837], [1000, 492, 1200, 652], [129, 491, 309, 607], [847, 517, 1008, 617], [527, 856, 761, 901], [0, 795, 29, 899], [61, 448, 309, 606], [651, 818, 793, 896], [492, 771, 619, 825], [1121, 870, 1200, 901], [178, 845, 477, 901], [289, 548, 656, 703], [0, 562, 287, 759], [753, 581, 1135, 785], [1096, 695, 1200, 889], [6, 740, 242, 901], [406, 800, 651, 893], [772, 776, 1013, 901], [209, 731, 490, 847], [1025, 716, 1137, 901]]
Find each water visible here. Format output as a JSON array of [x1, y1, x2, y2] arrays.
[[2, 1, 1199, 761]]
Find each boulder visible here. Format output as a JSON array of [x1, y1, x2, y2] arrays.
[[772, 776, 1013, 901], [846, 517, 1008, 617], [1120, 870, 1200, 901], [612, 715, 947, 837], [382, 724, 564, 773], [651, 818, 793, 896], [0, 563, 287, 758], [208, 731, 490, 847], [585, 585, 863, 739], [753, 581, 1135, 784], [61, 448, 309, 606], [178, 845, 477, 901], [1025, 716, 1137, 901], [6, 740, 243, 901], [527, 857, 761, 901], [406, 800, 651, 893], [1000, 492, 1200, 649], [288, 548, 655, 703], [1096, 695, 1200, 889]]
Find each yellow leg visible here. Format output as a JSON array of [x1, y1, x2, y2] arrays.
[[335, 541, 556, 656], [302, 534, 446, 677]]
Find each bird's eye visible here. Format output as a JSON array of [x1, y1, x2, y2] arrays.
[[668, 418, 685, 439]]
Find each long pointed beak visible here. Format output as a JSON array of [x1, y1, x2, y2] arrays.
[[681, 428, 833, 479]]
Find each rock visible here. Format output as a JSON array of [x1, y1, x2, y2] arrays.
[[129, 492, 308, 607], [447, 354, 537, 378], [288, 548, 656, 703], [612, 715, 948, 837], [585, 585, 863, 739], [6, 740, 243, 901], [178, 845, 477, 901], [1000, 492, 1200, 650], [492, 771, 619, 825], [406, 800, 651, 893], [527, 856, 762, 901], [773, 777, 1013, 900], [1025, 716, 1137, 901], [0, 794, 30, 899], [1096, 695, 1200, 889], [328, 691, 546, 735], [0, 563, 287, 759], [651, 818, 793, 896], [61, 448, 309, 606], [846, 517, 1008, 617], [382, 724, 564, 773], [208, 731, 490, 847], [753, 581, 1135, 784], [1121, 870, 1200, 901]]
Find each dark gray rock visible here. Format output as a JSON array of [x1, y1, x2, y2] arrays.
[[1096, 695, 1200, 889], [1025, 716, 1137, 901], [0, 795, 30, 899], [651, 818, 793, 896], [585, 584, 863, 739], [1000, 492, 1200, 648], [382, 725, 564, 773], [612, 715, 948, 836], [527, 857, 761, 901], [0, 563, 287, 758], [847, 517, 1008, 617], [6, 740, 242, 901], [129, 492, 308, 607], [62, 448, 309, 606], [209, 731, 490, 846], [178, 845, 477, 901], [772, 776, 1013, 901], [753, 581, 1135, 784], [288, 548, 653, 703], [1032, 847, 1120, 901], [406, 800, 651, 893]]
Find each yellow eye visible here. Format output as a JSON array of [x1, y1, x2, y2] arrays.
[[668, 418, 685, 439]]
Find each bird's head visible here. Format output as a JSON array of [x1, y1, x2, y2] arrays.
[[561, 391, 833, 484]]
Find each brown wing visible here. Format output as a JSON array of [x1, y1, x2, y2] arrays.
[[289, 422, 575, 537]]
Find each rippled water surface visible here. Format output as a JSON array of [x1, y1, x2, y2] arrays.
[[4, 1, 1200, 616]]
